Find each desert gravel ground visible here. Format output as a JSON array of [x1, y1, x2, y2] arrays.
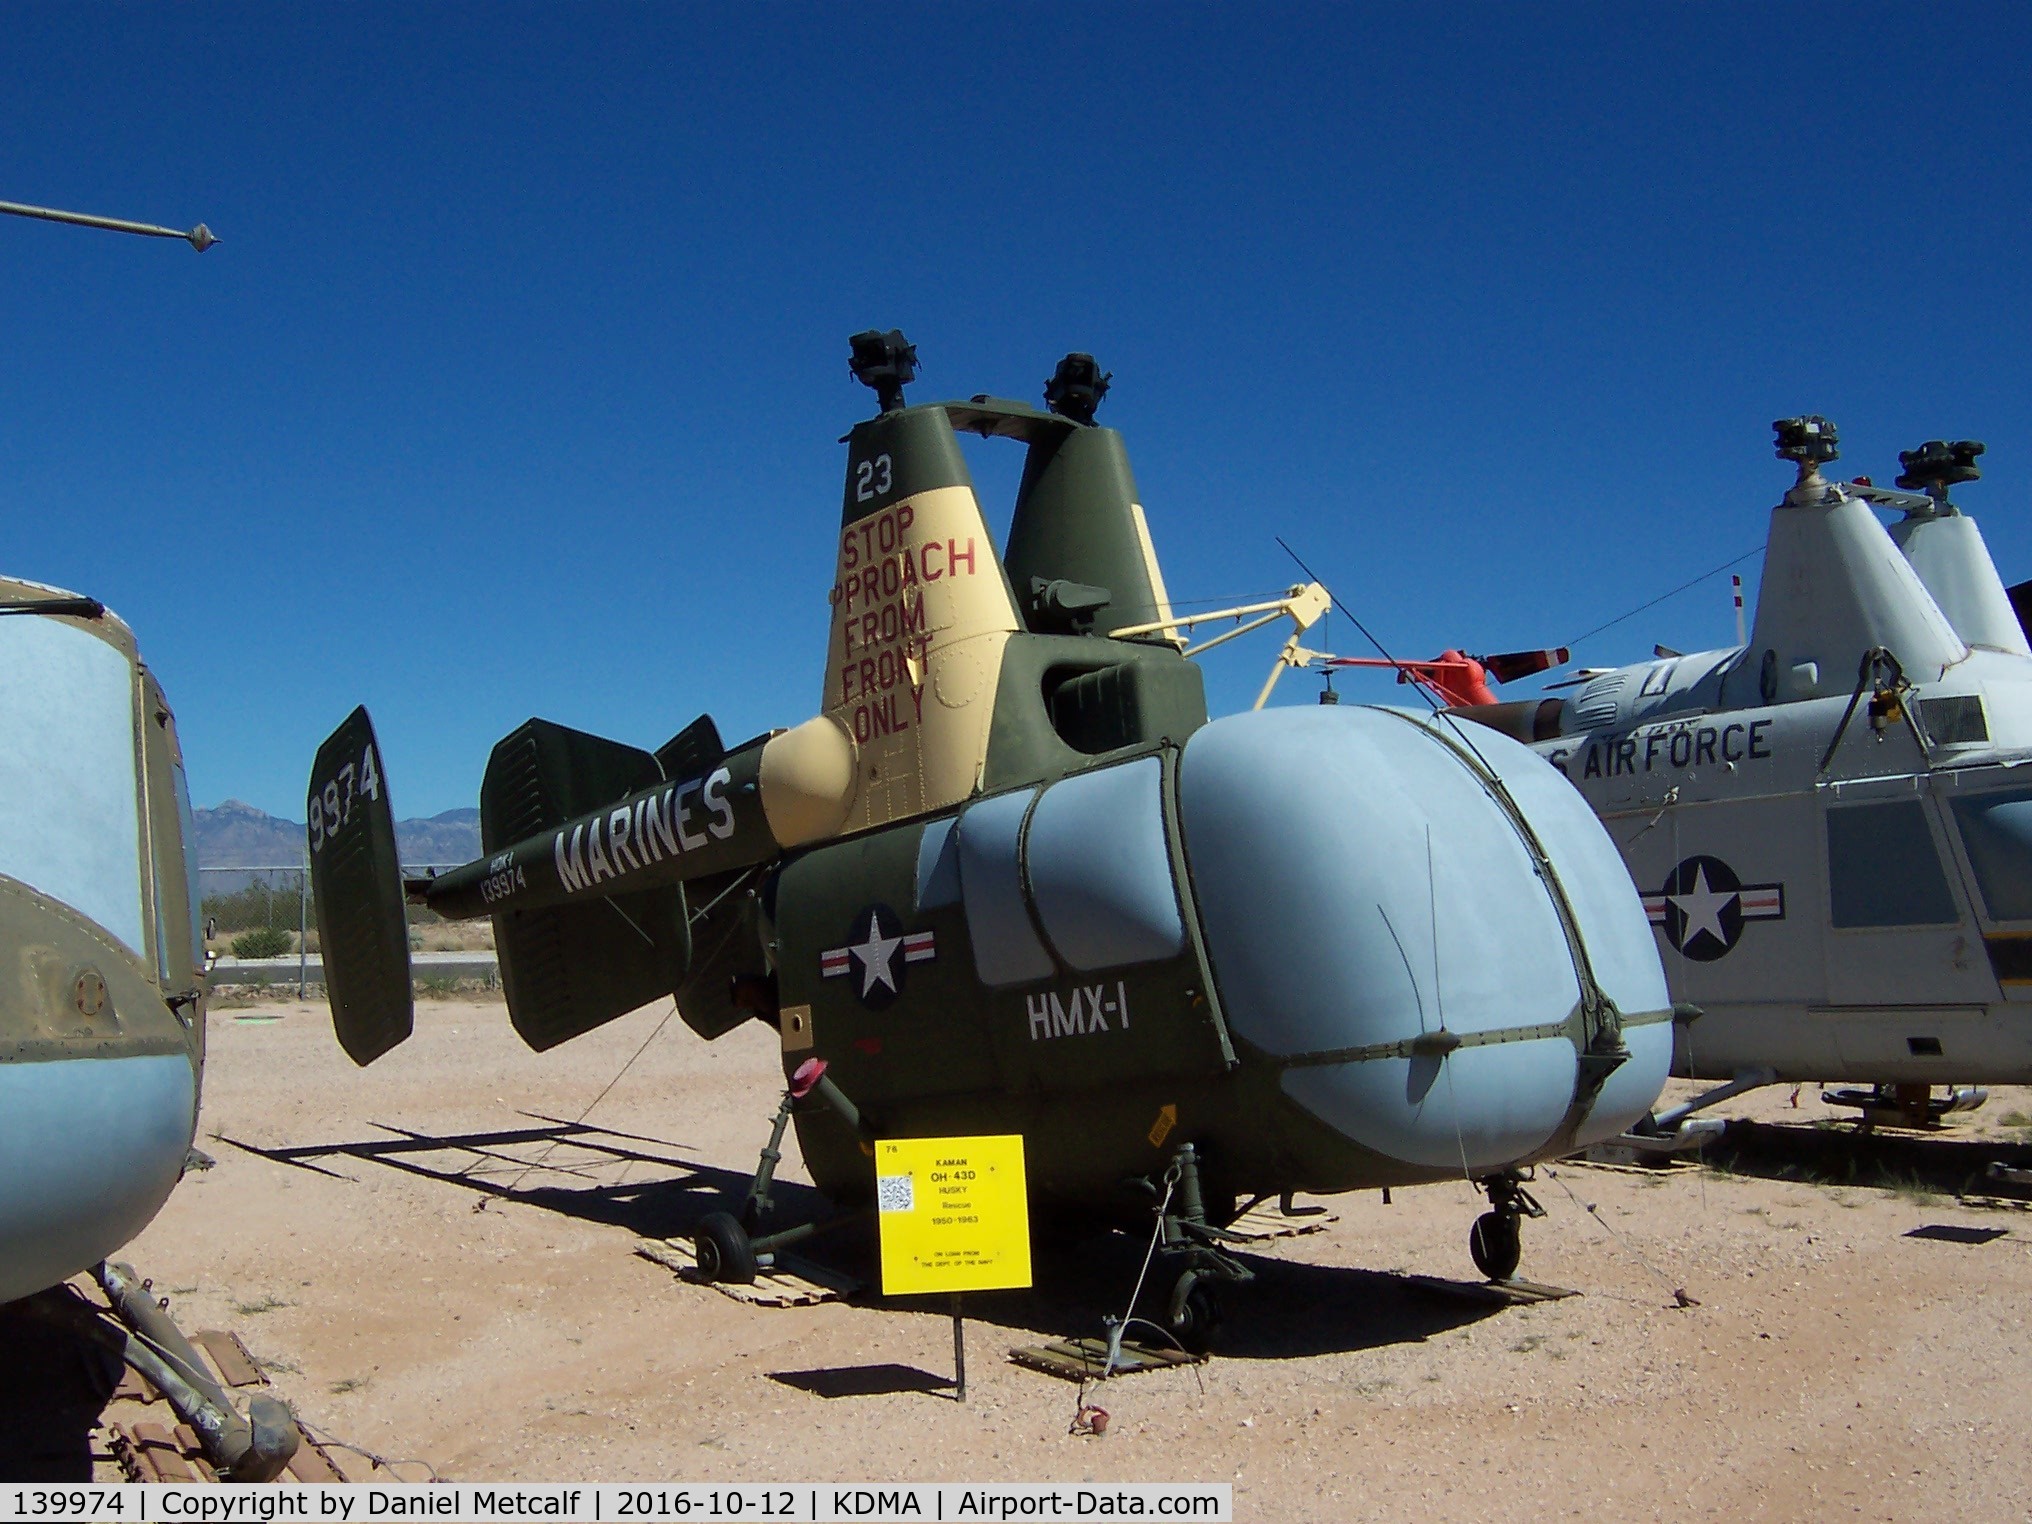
[[12, 992, 2032, 1521]]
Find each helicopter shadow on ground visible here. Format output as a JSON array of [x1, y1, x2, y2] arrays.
[[0, 1290, 125, 1481], [801, 1220, 1506, 1365], [1699, 1117, 2032, 1198], [221, 1119, 1502, 1362], [215, 1112, 825, 1244]]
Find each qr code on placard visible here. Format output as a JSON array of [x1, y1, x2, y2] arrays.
[[876, 1173, 914, 1214]]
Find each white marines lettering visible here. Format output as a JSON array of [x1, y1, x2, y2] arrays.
[[553, 765, 735, 894]]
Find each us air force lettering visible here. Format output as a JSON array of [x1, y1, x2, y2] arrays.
[[1453, 422, 2032, 1137], [307, 331, 1671, 1339], [1548, 718, 1773, 781]]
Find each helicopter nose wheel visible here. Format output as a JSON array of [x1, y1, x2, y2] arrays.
[[692, 1211, 760, 1285], [1469, 1172, 1545, 1282], [1469, 1212, 1521, 1281], [1166, 1269, 1226, 1354]]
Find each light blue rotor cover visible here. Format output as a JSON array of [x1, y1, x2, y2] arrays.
[[1180, 705, 1669, 1168]]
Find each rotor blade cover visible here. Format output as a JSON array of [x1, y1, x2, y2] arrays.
[[307, 707, 414, 1065]]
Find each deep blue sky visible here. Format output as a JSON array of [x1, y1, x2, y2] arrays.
[[7, 4, 2029, 822]]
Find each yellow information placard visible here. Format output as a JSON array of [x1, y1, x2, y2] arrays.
[[875, 1134, 1031, 1295]]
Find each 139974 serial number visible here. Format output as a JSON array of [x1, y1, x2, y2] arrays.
[[11, 1493, 127, 1516]]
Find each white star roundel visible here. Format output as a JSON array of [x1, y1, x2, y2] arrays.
[[1641, 855, 1784, 962], [819, 903, 936, 1010]]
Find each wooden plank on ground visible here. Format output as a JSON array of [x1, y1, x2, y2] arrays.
[[285, 1438, 347, 1481], [130, 1422, 194, 1482], [1226, 1203, 1337, 1242], [637, 1239, 862, 1306], [110, 1366, 160, 1404], [193, 1329, 267, 1387], [1008, 1336, 1204, 1382], [1403, 1274, 1580, 1307]]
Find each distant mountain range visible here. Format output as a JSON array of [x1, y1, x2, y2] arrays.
[[194, 799, 482, 870]]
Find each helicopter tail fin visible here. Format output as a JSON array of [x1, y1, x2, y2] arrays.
[[307, 707, 414, 1066], [479, 719, 694, 1052]]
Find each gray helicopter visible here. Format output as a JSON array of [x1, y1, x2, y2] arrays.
[[1454, 418, 2032, 1137]]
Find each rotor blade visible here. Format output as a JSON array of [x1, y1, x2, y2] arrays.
[[1482, 647, 1570, 685], [0, 199, 217, 251]]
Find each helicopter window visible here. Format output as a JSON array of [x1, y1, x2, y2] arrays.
[[1025, 758, 1184, 971], [1918, 695, 1988, 746], [955, 788, 1054, 986], [916, 815, 962, 912], [173, 758, 205, 968], [1826, 801, 1958, 928], [0, 616, 145, 955], [1949, 790, 2032, 922], [1044, 659, 1207, 755]]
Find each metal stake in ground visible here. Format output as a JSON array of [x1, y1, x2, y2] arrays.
[[952, 1292, 967, 1402]]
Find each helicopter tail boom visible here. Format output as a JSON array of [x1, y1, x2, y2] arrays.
[[309, 708, 803, 1064]]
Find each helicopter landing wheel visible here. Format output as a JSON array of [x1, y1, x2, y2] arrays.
[[1469, 1210, 1522, 1282], [1166, 1271, 1224, 1354], [693, 1211, 759, 1285]]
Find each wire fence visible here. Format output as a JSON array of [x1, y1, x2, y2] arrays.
[[200, 864, 309, 952], [199, 863, 496, 998]]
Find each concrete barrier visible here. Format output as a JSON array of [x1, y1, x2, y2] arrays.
[[207, 950, 498, 989]]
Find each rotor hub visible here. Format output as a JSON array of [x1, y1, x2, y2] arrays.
[[1774, 415, 1839, 468], [848, 329, 918, 414], [1896, 438, 1984, 502], [1774, 416, 1839, 494], [1043, 352, 1111, 424]]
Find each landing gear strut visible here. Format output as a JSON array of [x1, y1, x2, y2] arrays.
[[1469, 1172, 1545, 1282], [1113, 1143, 1254, 1358], [691, 1057, 870, 1286]]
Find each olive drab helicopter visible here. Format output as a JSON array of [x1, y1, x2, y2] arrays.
[[308, 333, 1673, 1337], [1443, 418, 2032, 1140], [0, 578, 209, 1300]]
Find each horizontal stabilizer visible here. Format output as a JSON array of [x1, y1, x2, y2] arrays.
[[497, 889, 691, 1052], [481, 719, 693, 1051], [307, 707, 413, 1066], [655, 714, 725, 782]]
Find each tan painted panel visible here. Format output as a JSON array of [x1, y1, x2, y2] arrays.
[[759, 716, 857, 848], [820, 484, 1018, 833], [1128, 502, 1182, 647]]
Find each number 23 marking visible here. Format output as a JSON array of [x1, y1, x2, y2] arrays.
[[854, 453, 893, 503]]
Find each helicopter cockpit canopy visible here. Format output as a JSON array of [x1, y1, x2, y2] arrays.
[[0, 579, 200, 986]]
